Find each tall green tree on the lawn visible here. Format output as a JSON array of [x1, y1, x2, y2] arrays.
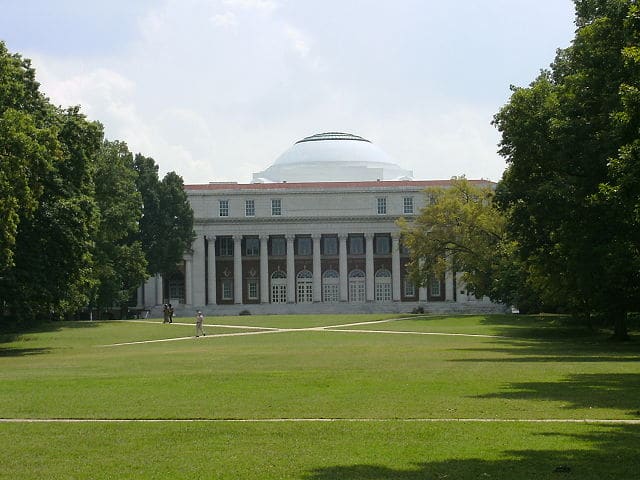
[[493, 0, 640, 339]]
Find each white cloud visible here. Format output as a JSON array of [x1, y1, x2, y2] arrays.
[[223, 0, 279, 12], [283, 24, 310, 58], [211, 11, 238, 28]]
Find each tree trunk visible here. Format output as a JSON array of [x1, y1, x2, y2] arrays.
[[611, 310, 629, 341]]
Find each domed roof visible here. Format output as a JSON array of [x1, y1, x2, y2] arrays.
[[252, 132, 413, 183]]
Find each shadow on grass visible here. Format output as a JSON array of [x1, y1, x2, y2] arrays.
[[0, 346, 52, 357], [475, 373, 640, 416], [304, 424, 640, 480], [0, 320, 99, 352]]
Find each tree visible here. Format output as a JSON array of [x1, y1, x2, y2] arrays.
[[134, 154, 195, 277], [91, 140, 147, 315], [0, 42, 55, 272], [400, 178, 516, 304], [2, 107, 103, 322], [493, 0, 640, 339]]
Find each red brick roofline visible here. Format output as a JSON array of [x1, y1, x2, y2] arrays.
[[184, 179, 495, 191]]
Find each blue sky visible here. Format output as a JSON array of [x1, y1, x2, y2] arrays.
[[0, 0, 576, 183]]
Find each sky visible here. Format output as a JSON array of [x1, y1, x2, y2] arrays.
[[0, 0, 577, 184]]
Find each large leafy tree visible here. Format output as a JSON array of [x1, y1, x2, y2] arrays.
[[0, 42, 54, 272], [400, 178, 540, 310], [493, 0, 640, 339], [3, 107, 102, 321], [134, 154, 194, 277], [91, 140, 147, 314]]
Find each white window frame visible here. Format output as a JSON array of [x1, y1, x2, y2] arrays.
[[270, 271, 287, 303], [374, 268, 392, 302], [247, 279, 258, 300], [219, 199, 229, 217], [245, 199, 255, 217], [377, 197, 387, 215], [221, 279, 233, 300], [348, 269, 366, 303], [296, 269, 313, 303], [404, 278, 416, 298], [271, 198, 282, 216], [430, 277, 441, 297], [403, 196, 414, 214], [322, 269, 339, 303]]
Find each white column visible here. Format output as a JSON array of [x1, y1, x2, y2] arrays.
[[445, 267, 454, 301], [418, 258, 428, 302], [206, 235, 216, 305], [391, 233, 401, 302], [136, 285, 144, 308], [155, 273, 164, 305], [260, 234, 269, 303], [338, 233, 348, 301], [365, 233, 374, 302], [286, 234, 295, 303], [143, 276, 156, 308], [312, 234, 322, 302], [233, 234, 243, 304], [192, 235, 206, 307], [456, 272, 465, 303], [184, 257, 193, 305]]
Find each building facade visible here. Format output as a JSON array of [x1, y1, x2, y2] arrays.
[[139, 133, 503, 315]]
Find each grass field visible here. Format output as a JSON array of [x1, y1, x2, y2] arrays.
[[1, 313, 639, 479]]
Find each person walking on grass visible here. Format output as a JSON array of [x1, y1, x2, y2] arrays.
[[195, 310, 205, 337]]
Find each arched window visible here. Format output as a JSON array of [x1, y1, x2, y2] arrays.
[[270, 270, 287, 303], [348, 269, 366, 303], [375, 268, 392, 302], [296, 269, 313, 303], [322, 269, 339, 303]]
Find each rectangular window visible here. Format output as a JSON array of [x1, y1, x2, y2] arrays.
[[322, 236, 338, 256], [271, 199, 282, 216], [247, 280, 258, 300], [349, 235, 364, 255], [377, 197, 387, 215], [404, 279, 416, 297], [219, 199, 229, 217], [245, 199, 255, 217], [219, 237, 234, 256], [245, 237, 259, 256], [403, 197, 414, 214], [430, 277, 441, 297], [375, 235, 390, 254], [271, 237, 286, 256], [221, 279, 233, 300], [297, 237, 312, 256], [400, 242, 410, 255]]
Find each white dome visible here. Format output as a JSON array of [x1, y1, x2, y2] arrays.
[[252, 132, 413, 183]]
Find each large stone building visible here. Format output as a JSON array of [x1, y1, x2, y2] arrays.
[[139, 132, 503, 315]]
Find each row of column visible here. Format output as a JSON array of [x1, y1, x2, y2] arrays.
[[183, 232, 406, 306]]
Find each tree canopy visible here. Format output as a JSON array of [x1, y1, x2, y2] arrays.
[[134, 154, 195, 277], [0, 42, 194, 326], [493, 0, 640, 338]]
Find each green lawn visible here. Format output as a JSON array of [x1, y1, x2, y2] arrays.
[[1, 314, 639, 479]]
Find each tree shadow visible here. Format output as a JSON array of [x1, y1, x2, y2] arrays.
[[304, 424, 640, 479], [475, 373, 640, 416], [0, 320, 99, 355], [0, 346, 52, 357]]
